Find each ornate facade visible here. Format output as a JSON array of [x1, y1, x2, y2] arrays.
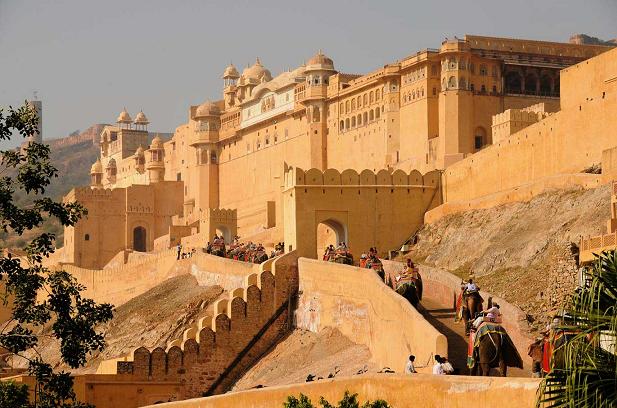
[[63, 34, 613, 268]]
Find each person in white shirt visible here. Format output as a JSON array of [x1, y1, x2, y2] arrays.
[[404, 355, 417, 374], [441, 357, 455, 374], [432, 355, 445, 375], [465, 278, 479, 292]]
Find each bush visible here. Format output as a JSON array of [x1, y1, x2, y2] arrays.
[[284, 391, 390, 408]]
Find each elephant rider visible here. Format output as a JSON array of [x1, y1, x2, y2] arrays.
[[323, 245, 335, 261], [366, 253, 385, 281], [472, 304, 502, 329], [359, 253, 368, 268]]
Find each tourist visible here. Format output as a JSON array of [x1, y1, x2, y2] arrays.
[[176, 243, 182, 260], [405, 355, 417, 374], [441, 357, 455, 375], [359, 253, 368, 268], [465, 278, 479, 293], [432, 355, 445, 375], [473, 304, 501, 328]]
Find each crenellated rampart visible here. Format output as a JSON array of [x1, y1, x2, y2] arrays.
[[284, 167, 441, 189], [110, 251, 299, 398]]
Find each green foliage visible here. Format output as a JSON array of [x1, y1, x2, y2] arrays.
[[0, 381, 30, 407], [0, 102, 114, 407], [284, 391, 390, 408], [537, 250, 617, 408]]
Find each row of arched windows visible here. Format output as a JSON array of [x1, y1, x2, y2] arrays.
[[338, 88, 382, 115], [442, 58, 499, 78], [402, 67, 426, 85], [339, 107, 382, 132], [441, 76, 498, 94], [402, 87, 425, 103]]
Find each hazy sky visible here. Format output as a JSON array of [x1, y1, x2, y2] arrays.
[[1, 0, 615, 149]]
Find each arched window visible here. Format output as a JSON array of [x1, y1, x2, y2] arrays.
[[369, 110, 374, 121], [540, 74, 552, 95], [340, 120, 345, 131], [312, 106, 321, 122], [525, 73, 538, 94], [448, 76, 457, 88], [351, 99, 356, 111], [474, 127, 487, 151], [375, 108, 380, 119], [84, 234, 90, 241], [345, 100, 350, 113], [363, 93, 368, 105], [421, 87, 424, 97], [412, 90, 415, 99], [369, 91, 374, 103], [375, 89, 381, 100], [351, 116, 356, 127], [363, 112, 368, 124], [431, 64, 438, 76], [403, 94, 407, 102], [133, 226, 146, 252], [357, 96, 361, 108], [339, 103, 343, 113], [459, 77, 466, 89], [357, 114, 362, 126], [345, 118, 350, 129]]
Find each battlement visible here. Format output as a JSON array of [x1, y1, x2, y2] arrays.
[[284, 167, 440, 189], [113, 251, 298, 397], [64, 186, 116, 203], [201, 208, 237, 223]]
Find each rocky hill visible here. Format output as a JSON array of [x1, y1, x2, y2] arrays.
[[406, 184, 611, 332]]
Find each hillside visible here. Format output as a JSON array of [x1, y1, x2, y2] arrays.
[[406, 184, 611, 331]]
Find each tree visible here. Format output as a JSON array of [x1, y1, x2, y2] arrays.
[[537, 250, 617, 407], [0, 102, 113, 407], [284, 391, 390, 408]]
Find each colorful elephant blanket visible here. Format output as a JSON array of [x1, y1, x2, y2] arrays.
[[467, 323, 523, 369]]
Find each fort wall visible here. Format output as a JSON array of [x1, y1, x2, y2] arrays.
[[441, 47, 617, 205], [295, 258, 448, 374], [142, 374, 541, 408], [109, 251, 298, 398]]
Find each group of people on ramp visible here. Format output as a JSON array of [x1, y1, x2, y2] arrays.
[[205, 235, 285, 264]]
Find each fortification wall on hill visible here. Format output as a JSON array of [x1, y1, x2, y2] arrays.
[[442, 47, 617, 205], [295, 258, 447, 374], [142, 374, 540, 408], [382, 260, 535, 372], [111, 251, 299, 398]]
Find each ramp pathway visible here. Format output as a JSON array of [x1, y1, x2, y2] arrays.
[[419, 294, 528, 377]]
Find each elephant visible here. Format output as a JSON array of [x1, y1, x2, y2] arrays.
[[332, 253, 354, 265], [252, 251, 269, 264], [461, 291, 484, 335], [395, 281, 419, 308], [470, 330, 523, 376], [211, 246, 226, 257]]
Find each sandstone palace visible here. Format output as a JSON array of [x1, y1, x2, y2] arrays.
[[60, 35, 614, 269]]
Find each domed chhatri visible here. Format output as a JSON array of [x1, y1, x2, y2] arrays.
[[306, 50, 335, 71], [116, 108, 132, 124], [150, 134, 163, 149], [195, 101, 221, 119], [242, 58, 272, 82], [134, 110, 149, 125], [223, 63, 240, 79], [90, 159, 103, 174]]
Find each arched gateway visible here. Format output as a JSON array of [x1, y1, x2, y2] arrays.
[[283, 167, 442, 259]]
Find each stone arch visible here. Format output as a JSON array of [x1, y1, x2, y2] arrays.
[[525, 72, 538, 94], [341, 169, 359, 185], [316, 218, 348, 258], [540, 74, 553, 95], [448, 76, 456, 88], [215, 225, 232, 243], [133, 226, 146, 252]]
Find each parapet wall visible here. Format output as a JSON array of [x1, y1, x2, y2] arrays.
[[285, 167, 441, 189], [113, 251, 299, 398], [143, 374, 541, 408], [295, 258, 447, 374]]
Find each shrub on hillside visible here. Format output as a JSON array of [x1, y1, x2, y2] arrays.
[[284, 391, 390, 408]]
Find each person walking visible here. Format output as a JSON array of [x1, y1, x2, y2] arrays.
[[176, 243, 182, 260], [432, 355, 445, 375], [405, 355, 417, 374]]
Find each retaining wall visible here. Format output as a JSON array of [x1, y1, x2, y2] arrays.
[[295, 258, 447, 374], [142, 374, 541, 408]]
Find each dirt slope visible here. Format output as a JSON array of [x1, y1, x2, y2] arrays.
[[408, 184, 611, 331], [233, 328, 378, 391], [23, 275, 224, 373]]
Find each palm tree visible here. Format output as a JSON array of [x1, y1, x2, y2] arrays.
[[537, 250, 617, 407]]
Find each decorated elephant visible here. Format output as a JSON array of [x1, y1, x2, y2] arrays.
[[468, 324, 523, 376], [457, 290, 484, 335], [251, 250, 269, 264], [332, 251, 354, 265], [395, 281, 419, 308]]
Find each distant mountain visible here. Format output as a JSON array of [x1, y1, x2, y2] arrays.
[[569, 34, 617, 46], [1, 125, 172, 249]]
